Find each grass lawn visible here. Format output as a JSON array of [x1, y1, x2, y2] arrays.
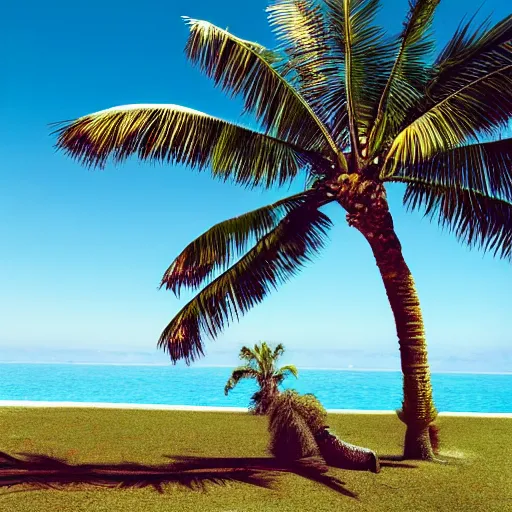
[[0, 408, 511, 511]]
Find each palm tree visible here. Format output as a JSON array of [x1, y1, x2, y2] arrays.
[[224, 342, 298, 414], [53, 1, 512, 460], [268, 390, 380, 472]]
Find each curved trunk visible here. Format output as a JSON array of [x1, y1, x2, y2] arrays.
[[367, 229, 437, 460], [335, 174, 437, 460], [315, 428, 380, 472]]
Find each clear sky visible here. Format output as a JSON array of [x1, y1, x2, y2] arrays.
[[1, 0, 510, 370]]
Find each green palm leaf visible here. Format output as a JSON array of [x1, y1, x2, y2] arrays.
[[267, 0, 349, 146], [183, 17, 341, 161], [272, 343, 285, 360], [324, 0, 395, 159], [392, 138, 512, 201], [368, 0, 439, 154], [224, 366, 259, 395], [53, 104, 321, 188], [389, 176, 512, 260], [158, 206, 332, 364], [274, 364, 299, 380], [160, 190, 325, 297], [255, 342, 273, 375], [385, 15, 512, 171], [224, 342, 297, 405], [239, 346, 257, 363]]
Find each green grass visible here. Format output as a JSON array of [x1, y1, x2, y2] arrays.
[[0, 408, 511, 511]]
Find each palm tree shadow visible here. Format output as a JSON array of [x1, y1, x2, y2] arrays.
[[378, 455, 418, 469], [165, 456, 358, 499], [0, 452, 358, 499]]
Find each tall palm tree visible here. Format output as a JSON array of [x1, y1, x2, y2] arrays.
[[53, 1, 512, 460], [224, 342, 298, 414]]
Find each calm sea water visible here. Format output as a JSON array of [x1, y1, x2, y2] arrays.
[[0, 364, 510, 413]]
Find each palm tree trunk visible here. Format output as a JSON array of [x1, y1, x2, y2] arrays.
[[315, 428, 380, 472], [374, 248, 437, 460], [343, 183, 437, 460], [255, 380, 279, 415]]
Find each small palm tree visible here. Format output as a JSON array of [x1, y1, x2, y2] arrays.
[[224, 342, 298, 414], [53, 1, 512, 459]]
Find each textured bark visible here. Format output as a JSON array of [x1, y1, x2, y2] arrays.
[[404, 425, 434, 460], [252, 381, 279, 415], [315, 428, 380, 473], [332, 173, 437, 460]]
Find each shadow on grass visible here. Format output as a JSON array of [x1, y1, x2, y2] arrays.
[[378, 455, 418, 469], [0, 452, 357, 498]]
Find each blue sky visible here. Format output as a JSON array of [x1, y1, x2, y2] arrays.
[[1, 0, 510, 370]]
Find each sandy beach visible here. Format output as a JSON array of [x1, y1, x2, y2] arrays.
[[0, 400, 510, 417]]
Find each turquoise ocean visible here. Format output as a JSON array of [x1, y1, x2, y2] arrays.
[[0, 364, 510, 413]]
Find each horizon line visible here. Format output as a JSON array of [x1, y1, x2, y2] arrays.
[[0, 361, 511, 375]]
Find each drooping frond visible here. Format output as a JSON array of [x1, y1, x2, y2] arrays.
[[160, 191, 322, 297], [267, 0, 349, 146], [183, 17, 339, 158], [158, 206, 332, 364], [390, 138, 512, 201], [385, 15, 512, 170], [239, 346, 258, 363], [224, 366, 259, 395], [324, 0, 394, 157], [388, 177, 512, 260], [53, 104, 319, 188], [368, 0, 439, 154], [272, 343, 285, 359], [268, 390, 322, 461], [289, 393, 328, 435], [274, 364, 299, 381]]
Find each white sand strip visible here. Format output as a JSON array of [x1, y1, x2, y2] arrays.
[[0, 401, 247, 412], [328, 409, 512, 418], [0, 400, 510, 417]]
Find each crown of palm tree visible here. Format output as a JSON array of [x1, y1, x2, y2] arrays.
[[53, 0, 512, 364], [224, 342, 298, 396]]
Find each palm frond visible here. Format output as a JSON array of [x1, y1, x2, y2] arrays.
[[160, 191, 322, 297], [390, 138, 512, 201], [239, 346, 257, 362], [325, 0, 395, 157], [53, 104, 321, 188], [385, 15, 512, 170], [430, 13, 512, 93], [275, 364, 299, 380], [224, 366, 259, 395], [289, 393, 328, 435], [268, 390, 322, 461], [183, 17, 340, 159], [433, 11, 488, 64], [158, 206, 332, 364], [388, 176, 512, 260], [368, 0, 439, 153], [272, 343, 285, 359], [267, 0, 349, 146], [256, 342, 274, 376]]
